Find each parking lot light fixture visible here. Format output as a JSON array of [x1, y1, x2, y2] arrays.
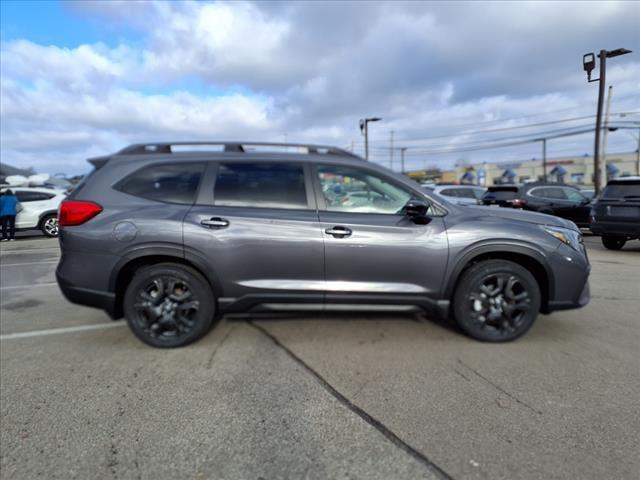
[[583, 47, 632, 194], [359, 117, 382, 161]]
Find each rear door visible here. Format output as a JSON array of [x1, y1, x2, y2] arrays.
[[313, 163, 448, 307], [14, 190, 54, 228], [183, 161, 325, 308]]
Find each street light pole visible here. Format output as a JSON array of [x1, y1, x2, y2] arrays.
[[583, 47, 632, 194], [359, 117, 382, 161], [542, 138, 547, 181], [400, 147, 407, 174]]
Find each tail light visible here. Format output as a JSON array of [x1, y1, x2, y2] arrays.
[[508, 199, 526, 208], [58, 200, 103, 226]]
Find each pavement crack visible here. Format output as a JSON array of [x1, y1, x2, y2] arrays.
[[207, 326, 234, 369], [457, 359, 543, 415], [453, 368, 471, 382], [249, 321, 454, 480]]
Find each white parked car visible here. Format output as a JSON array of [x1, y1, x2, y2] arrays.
[[0, 187, 65, 237]]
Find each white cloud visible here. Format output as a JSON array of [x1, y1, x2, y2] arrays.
[[1, 0, 639, 174]]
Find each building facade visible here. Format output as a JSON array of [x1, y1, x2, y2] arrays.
[[408, 151, 639, 186]]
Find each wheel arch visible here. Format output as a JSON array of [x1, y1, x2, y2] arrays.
[[109, 248, 223, 319], [445, 245, 553, 314], [37, 209, 58, 226]]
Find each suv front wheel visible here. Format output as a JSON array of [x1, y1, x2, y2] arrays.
[[453, 260, 541, 342], [123, 263, 217, 348]]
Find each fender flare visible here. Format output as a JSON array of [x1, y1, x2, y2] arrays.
[[443, 241, 555, 301], [108, 244, 224, 299]]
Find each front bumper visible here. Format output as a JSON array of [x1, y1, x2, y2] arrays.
[[544, 242, 591, 313], [547, 280, 590, 312]]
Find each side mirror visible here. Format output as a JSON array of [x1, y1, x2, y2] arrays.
[[403, 199, 431, 224]]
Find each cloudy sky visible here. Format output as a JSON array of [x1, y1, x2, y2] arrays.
[[1, 0, 639, 175]]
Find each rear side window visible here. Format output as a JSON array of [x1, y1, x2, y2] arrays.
[[116, 163, 205, 204], [484, 187, 519, 200], [214, 163, 307, 209], [601, 181, 640, 199], [15, 191, 55, 202]]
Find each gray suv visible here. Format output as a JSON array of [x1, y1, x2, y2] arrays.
[[56, 142, 590, 347]]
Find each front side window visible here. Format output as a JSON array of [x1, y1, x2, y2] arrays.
[[317, 165, 413, 214], [214, 163, 307, 209], [116, 162, 205, 204]]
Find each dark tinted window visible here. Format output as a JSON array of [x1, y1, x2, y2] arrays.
[[440, 188, 459, 197], [116, 163, 205, 204], [214, 163, 307, 209], [483, 187, 519, 200], [15, 191, 55, 202], [601, 180, 640, 199], [543, 187, 567, 199]]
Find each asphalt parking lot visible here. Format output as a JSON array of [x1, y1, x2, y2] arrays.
[[1, 236, 639, 480]]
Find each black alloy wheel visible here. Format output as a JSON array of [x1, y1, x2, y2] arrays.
[[124, 263, 216, 348], [601, 236, 626, 250], [453, 260, 541, 342]]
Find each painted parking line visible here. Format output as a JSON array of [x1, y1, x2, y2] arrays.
[[0, 322, 126, 340], [0, 261, 59, 267], [0, 282, 58, 290]]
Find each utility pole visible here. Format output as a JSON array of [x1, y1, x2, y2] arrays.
[[600, 85, 613, 187], [400, 147, 407, 174], [389, 130, 394, 170], [637, 128, 640, 176], [582, 47, 632, 194], [542, 138, 547, 181]]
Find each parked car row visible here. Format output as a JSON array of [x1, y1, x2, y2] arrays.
[[421, 179, 638, 250]]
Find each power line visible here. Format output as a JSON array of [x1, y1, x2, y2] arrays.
[[367, 112, 639, 144]]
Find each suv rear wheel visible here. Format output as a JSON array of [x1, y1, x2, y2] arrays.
[[40, 215, 59, 238], [601, 235, 626, 250], [123, 263, 216, 348], [453, 260, 540, 342]]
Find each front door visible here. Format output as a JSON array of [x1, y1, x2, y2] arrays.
[[313, 163, 449, 308], [184, 161, 325, 310]]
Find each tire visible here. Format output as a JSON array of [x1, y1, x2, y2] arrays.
[[453, 260, 541, 342], [123, 263, 217, 348], [601, 236, 626, 250], [40, 215, 59, 238]]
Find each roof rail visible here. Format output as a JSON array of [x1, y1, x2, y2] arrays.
[[117, 142, 362, 159]]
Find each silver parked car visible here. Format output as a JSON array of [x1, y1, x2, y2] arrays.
[[427, 185, 486, 206], [56, 142, 590, 347]]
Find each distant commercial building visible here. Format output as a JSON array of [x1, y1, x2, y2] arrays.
[[407, 151, 639, 186]]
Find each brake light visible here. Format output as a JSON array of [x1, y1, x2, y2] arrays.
[[58, 200, 103, 226], [508, 199, 527, 208]]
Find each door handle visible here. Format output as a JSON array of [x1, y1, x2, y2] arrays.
[[200, 217, 229, 228], [325, 226, 352, 238]]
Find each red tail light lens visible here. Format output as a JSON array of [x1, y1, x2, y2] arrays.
[[508, 199, 526, 208], [58, 200, 103, 226]]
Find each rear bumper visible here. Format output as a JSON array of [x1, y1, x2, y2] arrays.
[[590, 220, 640, 238], [56, 271, 118, 319]]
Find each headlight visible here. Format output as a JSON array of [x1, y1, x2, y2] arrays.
[[542, 226, 583, 252]]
